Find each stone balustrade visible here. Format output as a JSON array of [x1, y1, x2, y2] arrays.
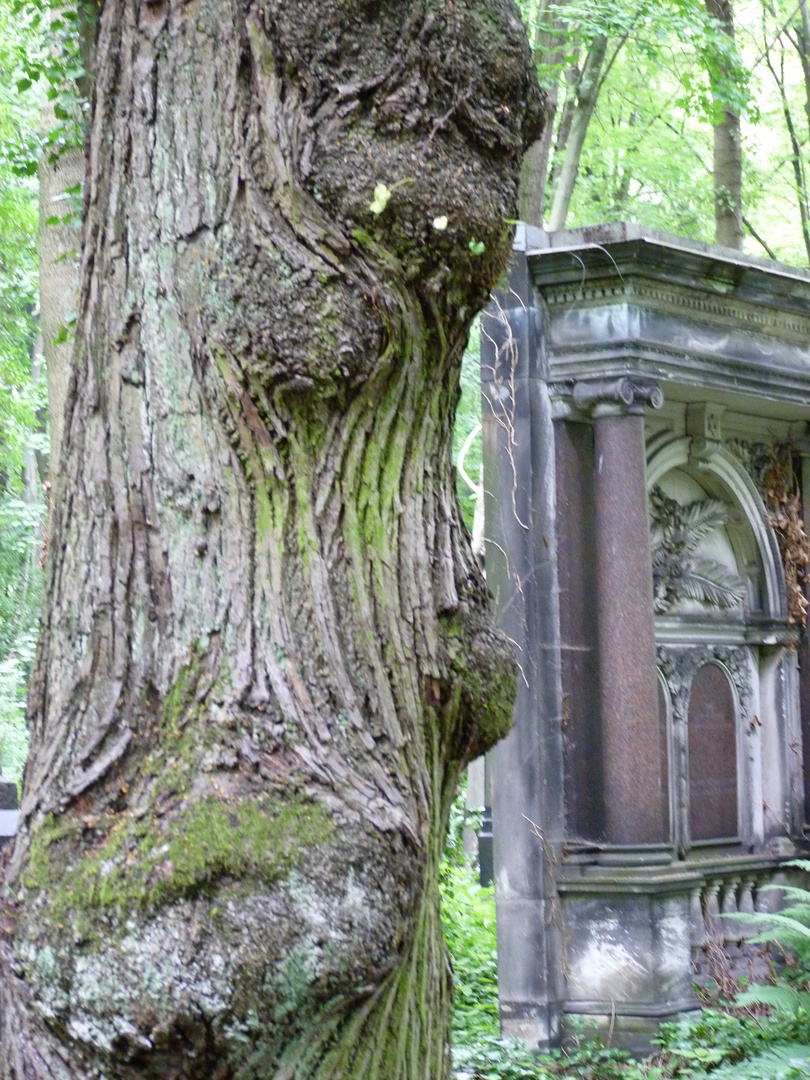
[[690, 868, 780, 986]]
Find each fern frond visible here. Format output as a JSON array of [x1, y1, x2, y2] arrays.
[[736, 984, 810, 1014], [739, 911, 810, 943]]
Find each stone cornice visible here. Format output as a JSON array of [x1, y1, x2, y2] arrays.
[[540, 278, 810, 345], [525, 223, 810, 310], [526, 226, 810, 409]]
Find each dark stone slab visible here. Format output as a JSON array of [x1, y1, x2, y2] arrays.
[[554, 419, 604, 842], [688, 664, 738, 841]]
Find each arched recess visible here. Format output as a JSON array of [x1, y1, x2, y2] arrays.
[[687, 661, 740, 842], [646, 436, 788, 623]]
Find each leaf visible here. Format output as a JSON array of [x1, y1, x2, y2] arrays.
[[673, 499, 730, 555], [735, 985, 810, 1015], [739, 910, 810, 944], [433, 215, 448, 231], [677, 560, 745, 608], [369, 182, 391, 215], [468, 239, 486, 256]]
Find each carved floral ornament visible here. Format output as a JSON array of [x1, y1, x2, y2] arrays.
[[657, 644, 753, 731], [649, 486, 745, 615]]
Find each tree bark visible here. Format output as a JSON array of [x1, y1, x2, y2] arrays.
[[0, 2, 540, 1078], [705, 0, 743, 249]]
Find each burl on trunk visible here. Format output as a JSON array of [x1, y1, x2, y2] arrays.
[[0, 2, 541, 1077]]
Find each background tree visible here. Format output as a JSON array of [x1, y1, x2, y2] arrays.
[[747, 0, 810, 264], [0, 0, 44, 788], [705, 0, 744, 247], [515, 0, 753, 235], [0, 2, 540, 1078]]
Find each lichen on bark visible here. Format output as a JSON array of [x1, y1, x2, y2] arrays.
[[0, 1, 542, 1076]]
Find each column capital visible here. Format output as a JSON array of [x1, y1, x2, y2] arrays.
[[573, 377, 664, 416]]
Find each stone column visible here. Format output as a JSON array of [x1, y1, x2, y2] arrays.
[[573, 378, 668, 846], [483, 239, 566, 1049]]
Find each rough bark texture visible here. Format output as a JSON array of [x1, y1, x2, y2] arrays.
[[0, 2, 541, 1078]]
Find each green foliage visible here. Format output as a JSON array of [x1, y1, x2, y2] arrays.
[[441, 862, 500, 1044], [513, 0, 794, 251], [454, 1035, 547, 1080], [7, 0, 94, 173], [0, 0, 45, 788]]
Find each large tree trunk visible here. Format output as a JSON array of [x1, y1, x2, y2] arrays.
[[0, 2, 540, 1078]]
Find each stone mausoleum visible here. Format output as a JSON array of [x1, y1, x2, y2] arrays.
[[482, 223, 810, 1051]]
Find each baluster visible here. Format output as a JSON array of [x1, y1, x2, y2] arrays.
[[721, 876, 742, 952]]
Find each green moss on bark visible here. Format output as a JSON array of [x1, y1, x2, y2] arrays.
[[23, 794, 333, 934]]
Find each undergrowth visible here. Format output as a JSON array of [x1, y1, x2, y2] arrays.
[[440, 782, 810, 1080]]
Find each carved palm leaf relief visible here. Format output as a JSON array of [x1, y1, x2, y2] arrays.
[[650, 486, 745, 614]]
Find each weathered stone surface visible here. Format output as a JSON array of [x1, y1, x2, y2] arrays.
[[484, 223, 810, 1051]]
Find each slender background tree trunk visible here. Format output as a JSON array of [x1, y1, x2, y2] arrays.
[[518, 0, 564, 226], [547, 33, 607, 231], [0, 2, 541, 1078], [705, 0, 744, 249], [39, 3, 94, 487], [38, 107, 81, 485]]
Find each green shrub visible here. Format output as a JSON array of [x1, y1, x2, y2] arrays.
[[441, 859, 500, 1044]]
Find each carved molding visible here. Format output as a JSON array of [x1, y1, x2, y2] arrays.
[[542, 278, 810, 344], [724, 439, 776, 494], [658, 645, 753, 730]]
